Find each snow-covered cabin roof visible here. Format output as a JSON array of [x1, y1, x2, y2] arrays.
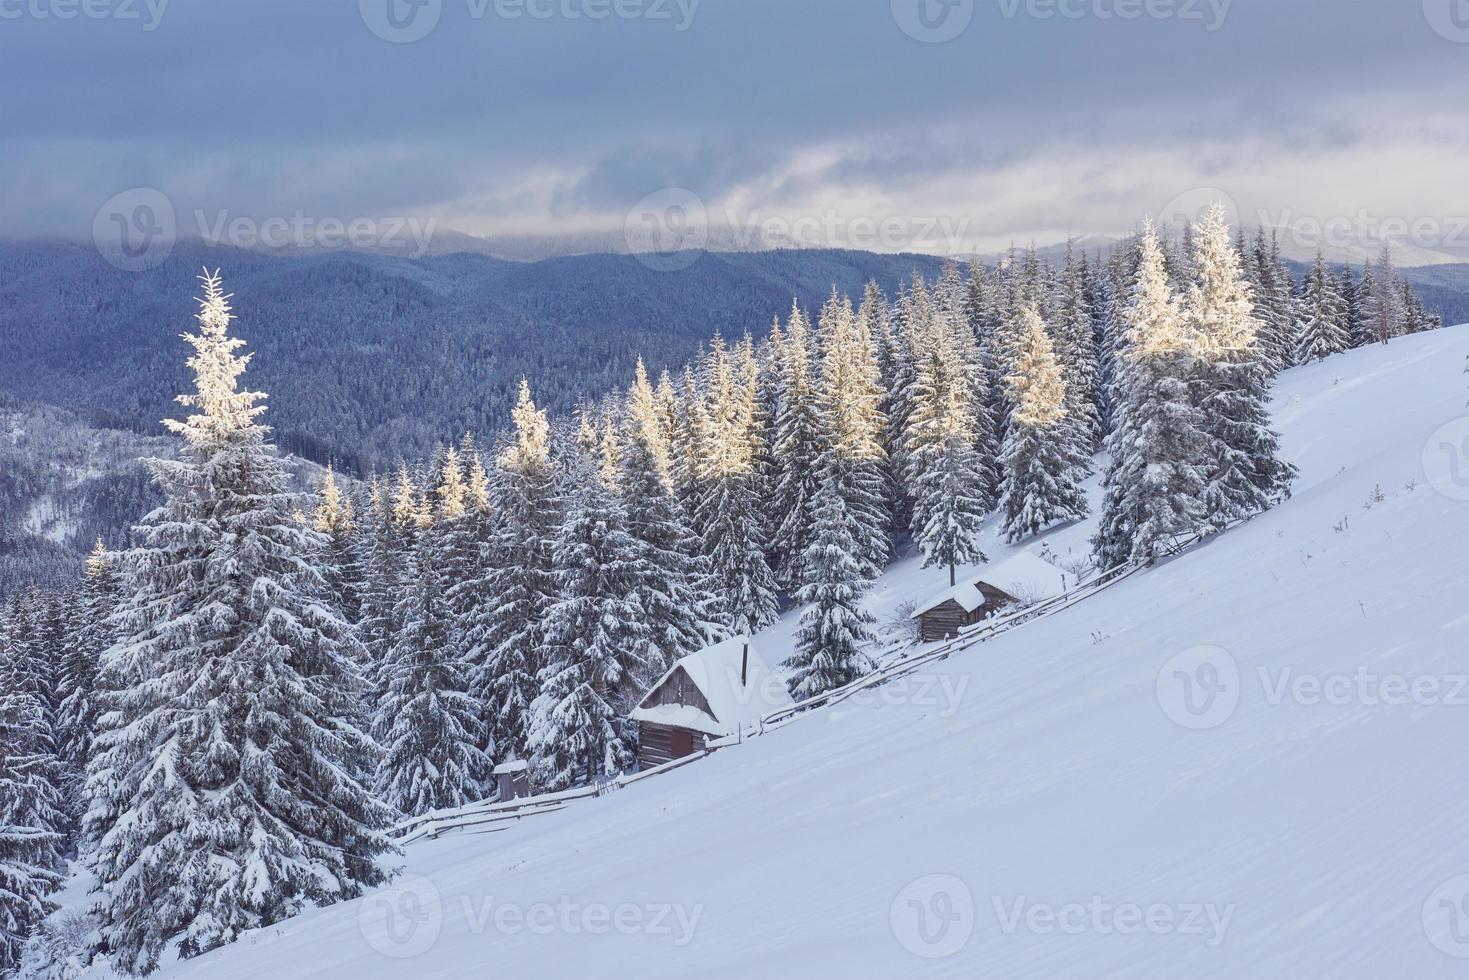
[[630, 635, 793, 738], [911, 552, 1071, 619]]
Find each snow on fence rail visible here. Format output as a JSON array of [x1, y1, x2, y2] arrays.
[[398, 522, 1240, 843]]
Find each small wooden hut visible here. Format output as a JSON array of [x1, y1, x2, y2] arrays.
[[630, 635, 791, 770], [910, 552, 1070, 643], [493, 759, 529, 802]]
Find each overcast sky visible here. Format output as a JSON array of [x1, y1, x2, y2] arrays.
[[1, 0, 1466, 255]]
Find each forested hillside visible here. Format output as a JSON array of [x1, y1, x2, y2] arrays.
[[0, 242, 950, 473]]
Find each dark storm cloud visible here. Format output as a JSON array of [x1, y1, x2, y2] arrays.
[[0, 0, 1464, 247]]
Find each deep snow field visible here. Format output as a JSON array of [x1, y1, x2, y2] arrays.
[[76, 325, 1469, 978]]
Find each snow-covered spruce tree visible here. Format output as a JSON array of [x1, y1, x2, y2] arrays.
[[54, 541, 117, 828], [884, 282, 921, 533], [1401, 278, 1440, 334], [998, 304, 1090, 543], [1350, 261, 1376, 348], [435, 440, 490, 626], [782, 461, 876, 700], [903, 276, 992, 586], [912, 437, 991, 587], [2, 594, 53, 728], [354, 477, 406, 703], [770, 304, 826, 590], [670, 366, 710, 532], [695, 337, 779, 633], [1186, 205, 1296, 529], [1245, 228, 1296, 376], [1092, 223, 1210, 567], [1297, 253, 1351, 363], [1053, 241, 1103, 452], [460, 380, 561, 764], [530, 456, 651, 790], [0, 678, 65, 975], [374, 527, 491, 817], [616, 358, 723, 676], [939, 266, 1002, 507], [31, 594, 68, 726], [313, 467, 363, 635], [1096, 239, 1139, 436], [816, 288, 892, 581], [1360, 243, 1405, 345], [83, 272, 391, 973]]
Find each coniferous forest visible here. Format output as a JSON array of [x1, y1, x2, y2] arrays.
[[0, 210, 1448, 975]]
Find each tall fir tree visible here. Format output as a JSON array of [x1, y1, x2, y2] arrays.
[[1350, 261, 1376, 348], [0, 674, 65, 975], [769, 304, 826, 590], [460, 380, 561, 765], [616, 358, 723, 675], [1360, 243, 1405, 344], [695, 337, 779, 633], [816, 288, 893, 581], [54, 541, 117, 828], [1187, 206, 1297, 529], [1053, 241, 1103, 452], [83, 272, 391, 973], [530, 457, 651, 790], [1093, 224, 1210, 567], [998, 304, 1090, 542], [903, 275, 991, 585], [1297, 253, 1351, 363], [375, 527, 491, 817], [782, 462, 876, 699]]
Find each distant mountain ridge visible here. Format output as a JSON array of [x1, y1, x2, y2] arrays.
[[0, 241, 951, 475]]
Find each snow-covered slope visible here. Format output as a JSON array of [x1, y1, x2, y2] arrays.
[[95, 327, 1469, 978]]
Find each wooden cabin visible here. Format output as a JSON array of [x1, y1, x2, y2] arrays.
[[911, 552, 1071, 643], [630, 635, 792, 771], [493, 759, 529, 802]]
